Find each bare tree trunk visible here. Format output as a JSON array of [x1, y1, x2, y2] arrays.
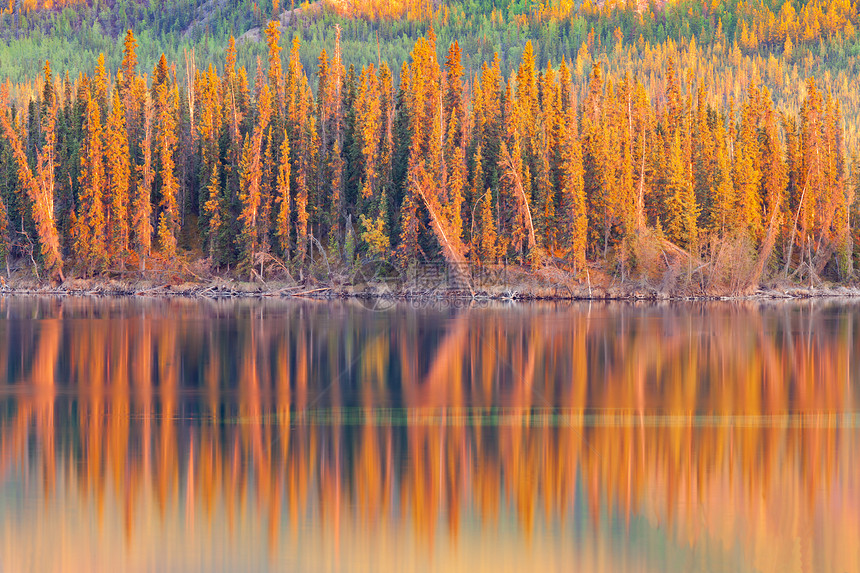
[[501, 144, 537, 254], [784, 167, 813, 278], [412, 171, 472, 293], [749, 191, 782, 291]]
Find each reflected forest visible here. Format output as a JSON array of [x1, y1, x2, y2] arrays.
[[1, 297, 859, 571]]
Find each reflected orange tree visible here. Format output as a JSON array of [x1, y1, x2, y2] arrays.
[[0, 298, 859, 571]]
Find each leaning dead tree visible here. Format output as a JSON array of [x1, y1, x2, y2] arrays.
[[411, 169, 473, 292], [500, 142, 538, 260]]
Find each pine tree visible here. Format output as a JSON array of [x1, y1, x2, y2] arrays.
[[710, 119, 736, 234], [758, 88, 787, 239], [119, 30, 140, 146], [72, 94, 107, 275], [582, 62, 609, 258], [264, 20, 284, 112], [665, 131, 699, 249], [355, 64, 381, 205], [396, 191, 419, 269], [105, 89, 130, 268], [799, 77, 826, 247], [442, 41, 466, 244], [203, 160, 222, 259], [477, 189, 497, 263], [198, 63, 222, 227], [260, 127, 275, 257], [377, 61, 395, 198], [120, 30, 137, 99], [92, 54, 108, 114], [155, 79, 180, 260], [275, 129, 291, 258], [443, 41, 465, 150], [826, 93, 851, 276], [1, 32, 859, 289], [238, 85, 273, 271], [735, 98, 763, 242], [515, 41, 539, 169], [0, 190, 8, 275], [692, 85, 716, 215], [500, 139, 538, 264], [471, 143, 497, 263], [41, 60, 54, 113], [292, 84, 313, 266], [132, 99, 154, 270], [560, 107, 586, 272]]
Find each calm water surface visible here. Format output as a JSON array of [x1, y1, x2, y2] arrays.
[[1, 296, 859, 572]]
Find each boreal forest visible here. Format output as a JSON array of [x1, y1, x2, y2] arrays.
[[1, 0, 859, 292]]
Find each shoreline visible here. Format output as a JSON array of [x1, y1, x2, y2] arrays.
[[2, 276, 860, 302]]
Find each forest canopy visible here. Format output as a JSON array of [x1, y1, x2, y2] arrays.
[[0, 1, 858, 291]]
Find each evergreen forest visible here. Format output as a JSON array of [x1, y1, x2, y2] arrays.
[[1, 0, 859, 291]]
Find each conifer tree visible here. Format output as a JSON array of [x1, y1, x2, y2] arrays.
[[355, 64, 381, 205], [41, 60, 54, 113], [442, 41, 466, 244], [825, 92, 850, 276], [477, 190, 497, 263], [132, 99, 154, 270], [710, 119, 736, 234], [665, 131, 699, 249], [735, 96, 763, 242], [120, 30, 137, 99], [93, 54, 108, 114], [105, 89, 130, 268], [155, 79, 179, 259], [471, 144, 497, 263], [799, 78, 826, 249], [582, 62, 609, 257], [275, 129, 292, 258], [500, 139, 538, 264], [203, 160, 222, 259], [758, 89, 787, 235], [72, 94, 107, 275], [0, 191, 8, 275], [396, 191, 419, 269], [264, 20, 284, 112], [238, 85, 272, 271], [560, 107, 586, 272]]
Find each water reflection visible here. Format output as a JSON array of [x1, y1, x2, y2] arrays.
[[1, 297, 859, 572]]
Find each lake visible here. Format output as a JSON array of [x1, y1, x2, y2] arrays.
[[0, 296, 858, 572]]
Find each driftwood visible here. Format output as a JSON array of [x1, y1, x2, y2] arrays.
[[254, 251, 296, 283], [290, 287, 332, 298], [135, 284, 168, 295], [264, 285, 305, 296]]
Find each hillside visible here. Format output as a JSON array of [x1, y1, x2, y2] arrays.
[[2, 0, 859, 141]]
